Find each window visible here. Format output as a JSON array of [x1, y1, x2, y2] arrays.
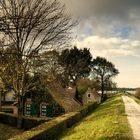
[[88, 93, 91, 98], [25, 103, 31, 116], [40, 103, 47, 117]]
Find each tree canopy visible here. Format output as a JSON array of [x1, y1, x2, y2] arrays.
[[0, 0, 76, 118], [91, 57, 119, 98], [59, 46, 92, 86]]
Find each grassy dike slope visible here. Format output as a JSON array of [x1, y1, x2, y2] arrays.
[[127, 93, 140, 105], [60, 94, 134, 140]]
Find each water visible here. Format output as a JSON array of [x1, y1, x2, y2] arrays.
[[126, 90, 136, 94], [98, 90, 136, 94]]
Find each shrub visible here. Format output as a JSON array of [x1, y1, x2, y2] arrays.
[[87, 102, 98, 112], [66, 112, 82, 128], [79, 106, 88, 117], [102, 94, 107, 101], [22, 117, 48, 130], [10, 102, 98, 140], [0, 112, 49, 130], [134, 88, 140, 99], [0, 112, 17, 127]]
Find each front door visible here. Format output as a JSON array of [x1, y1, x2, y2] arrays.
[[46, 105, 53, 117]]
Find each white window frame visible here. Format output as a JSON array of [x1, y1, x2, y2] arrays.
[[40, 102, 48, 117], [25, 102, 32, 116]]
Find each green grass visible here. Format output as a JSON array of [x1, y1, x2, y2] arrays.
[[0, 123, 23, 140], [127, 93, 140, 104], [60, 94, 134, 140]]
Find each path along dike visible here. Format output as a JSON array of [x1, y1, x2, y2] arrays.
[[122, 96, 140, 140]]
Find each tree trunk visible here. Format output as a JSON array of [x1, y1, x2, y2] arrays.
[[17, 96, 24, 129], [17, 116, 22, 129], [101, 76, 104, 99], [0, 92, 1, 111]]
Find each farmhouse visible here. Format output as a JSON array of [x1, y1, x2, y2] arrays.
[[1, 90, 15, 113], [1, 80, 100, 117]]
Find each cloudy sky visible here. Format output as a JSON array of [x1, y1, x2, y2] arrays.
[[61, 0, 140, 88]]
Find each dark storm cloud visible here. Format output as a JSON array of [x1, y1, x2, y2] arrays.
[[62, 0, 140, 38], [63, 0, 140, 20]]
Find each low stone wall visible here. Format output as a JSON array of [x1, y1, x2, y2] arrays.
[[9, 102, 98, 140], [0, 112, 50, 130]]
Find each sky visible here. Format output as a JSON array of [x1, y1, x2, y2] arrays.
[[61, 0, 140, 88]]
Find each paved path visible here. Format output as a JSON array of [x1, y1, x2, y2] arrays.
[[122, 96, 140, 140]]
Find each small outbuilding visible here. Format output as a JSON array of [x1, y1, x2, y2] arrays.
[[82, 88, 101, 105]]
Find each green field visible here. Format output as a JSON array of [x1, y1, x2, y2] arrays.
[[0, 123, 23, 140], [60, 95, 134, 140]]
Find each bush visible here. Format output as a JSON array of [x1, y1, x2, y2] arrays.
[[87, 102, 98, 112], [134, 88, 140, 99], [22, 117, 48, 130], [10, 102, 98, 140], [79, 106, 88, 117], [0, 112, 49, 130], [102, 94, 107, 101], [0, 112, 17, 127], [66, 112, 82, 128]]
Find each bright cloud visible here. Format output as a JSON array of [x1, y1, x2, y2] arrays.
[[76, 36, 140, 58]]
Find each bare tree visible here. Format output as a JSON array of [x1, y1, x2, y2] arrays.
[[33, 50, 64, 81], [0, 0, 76, 125]]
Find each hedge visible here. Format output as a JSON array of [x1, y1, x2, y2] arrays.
[[22, 116, 50, 130], [0, 112, 17, 127], [0, 112, 50, 130], [9, 102, 98, 140]]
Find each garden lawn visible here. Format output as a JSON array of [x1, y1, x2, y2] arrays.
[[0, 123, 23, 140], [60, 94, 134, 140]]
